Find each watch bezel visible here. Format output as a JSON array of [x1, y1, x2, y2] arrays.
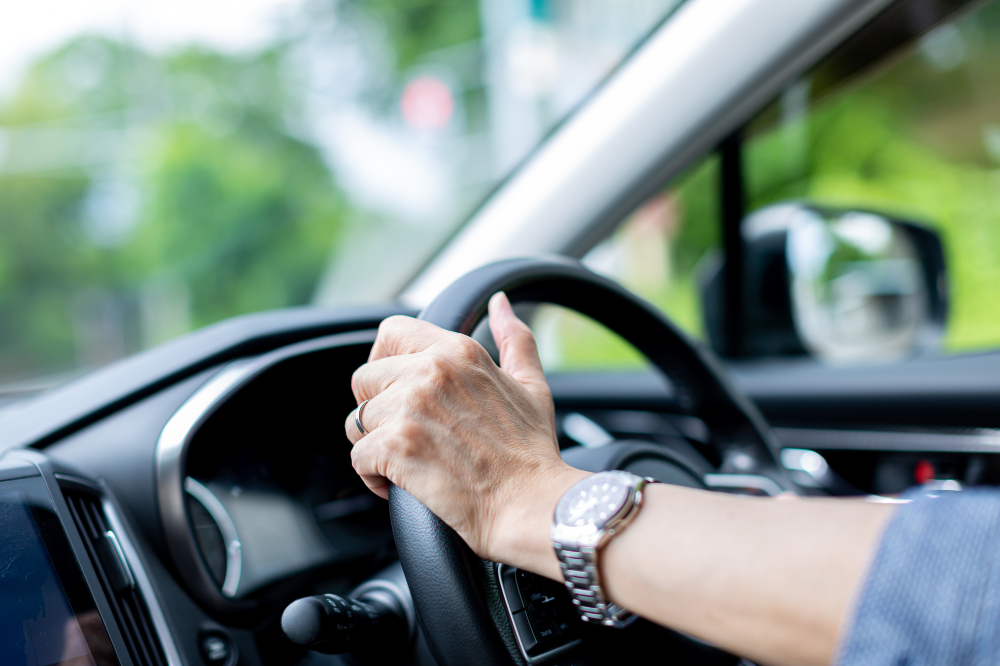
[[552, 471, 644, 548]]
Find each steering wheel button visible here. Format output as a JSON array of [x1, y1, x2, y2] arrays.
[[535, 621, 558, 643]]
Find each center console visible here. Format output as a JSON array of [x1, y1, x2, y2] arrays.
[[0, 449, 179, 666]]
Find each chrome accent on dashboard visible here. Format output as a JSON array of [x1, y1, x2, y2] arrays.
[[103, 529, 135, 590], [184, 477, 242, 597], [703, 473, 783, 497], [155, 329, 378, 610], [101, 492, 184, 666], [774, 427, 1000, 453]]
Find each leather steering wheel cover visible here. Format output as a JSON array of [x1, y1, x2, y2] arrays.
[[389, 486, 519, 666], [391, 256, 791, 666]]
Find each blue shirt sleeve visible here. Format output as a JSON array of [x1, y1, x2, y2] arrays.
[[836, 489, 1000, 665]]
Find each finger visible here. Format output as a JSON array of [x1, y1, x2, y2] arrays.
[[343, 390, 394, 445], [369, 315, 456, 362], [350, 432, 393, 500], [351, 353, 423, 403], [488, 292, 548, 394]]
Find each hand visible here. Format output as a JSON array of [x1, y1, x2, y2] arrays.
[[344, 292, 588, 576]]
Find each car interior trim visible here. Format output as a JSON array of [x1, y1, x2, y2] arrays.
[[703, 474, 783, 496], [402, 0, 894, 308], [496, 563, 583, 665], [184, 477, 242, 597], [775, 427, 1000, 454], [0, 305, 405, 454], [54, 471, 184, 666], [102, 491, 184, 666], [155, 329, 378, 613], [351, 577, 417, 641]]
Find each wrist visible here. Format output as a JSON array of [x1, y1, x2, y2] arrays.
[[492, 462, 590, 580]]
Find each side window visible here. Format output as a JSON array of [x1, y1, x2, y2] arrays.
[[743, 1, 1000, 355], [531, 156, 720, 373]]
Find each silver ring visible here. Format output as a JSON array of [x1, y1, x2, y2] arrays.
[[355, 399, 371, 436]]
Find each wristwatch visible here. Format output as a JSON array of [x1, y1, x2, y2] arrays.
[[551, 470, 652, 628]]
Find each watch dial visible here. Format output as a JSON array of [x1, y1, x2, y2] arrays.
[[556, 472, 632, 529]]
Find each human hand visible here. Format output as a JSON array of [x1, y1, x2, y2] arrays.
[[344, 292, 587, 576]]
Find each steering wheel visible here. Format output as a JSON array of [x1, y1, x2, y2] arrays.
[[388, 257, 792, 666]]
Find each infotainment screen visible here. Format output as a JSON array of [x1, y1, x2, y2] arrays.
[[0, 484, 119, 666]]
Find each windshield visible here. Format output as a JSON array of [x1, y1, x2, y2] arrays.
[[0, 0, 684, 394]]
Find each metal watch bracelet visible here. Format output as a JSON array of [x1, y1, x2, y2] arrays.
[[553, 474, 652, 628]]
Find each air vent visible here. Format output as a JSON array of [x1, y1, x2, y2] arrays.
[[63, 488, 168, 666]]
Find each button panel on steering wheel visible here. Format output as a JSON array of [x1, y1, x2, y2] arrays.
[[498, 564, 583, 663]]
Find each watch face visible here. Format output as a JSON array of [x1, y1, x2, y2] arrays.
[[556, 471, 633, 530]]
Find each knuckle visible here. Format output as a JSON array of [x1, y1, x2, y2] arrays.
[[455, 337, 486, 364], [402, 387, 426, 414], [349, 443, 367, 470], [379, 315, 411, 338], [421, 355, 453, 388], [388, 424, 422, 459]]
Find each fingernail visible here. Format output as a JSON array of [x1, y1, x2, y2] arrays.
[[490, 291, 510, 313]]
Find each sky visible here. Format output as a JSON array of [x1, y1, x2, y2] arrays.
[[0, 0, 299, 94]]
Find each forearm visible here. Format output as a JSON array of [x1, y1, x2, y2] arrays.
[[501, 468, 894, 665], [349, 306, 898, 666], [600, 484, 895, 666]]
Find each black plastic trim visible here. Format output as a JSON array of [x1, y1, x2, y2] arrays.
[[0, 305, 409, 451], [546, 350, 1000, 430], [155, 330, 378, 618]]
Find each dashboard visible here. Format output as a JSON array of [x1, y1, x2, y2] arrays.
[[31, 320, 416, 666], [0, 307, 996, 666]]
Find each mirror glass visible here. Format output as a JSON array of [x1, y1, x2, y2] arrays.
[[786, 208, 928, 363]]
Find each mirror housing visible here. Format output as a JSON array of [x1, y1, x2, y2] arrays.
[[701, 203, 948, 363]]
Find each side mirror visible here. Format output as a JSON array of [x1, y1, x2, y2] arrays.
[[701, 203, 948, 363]]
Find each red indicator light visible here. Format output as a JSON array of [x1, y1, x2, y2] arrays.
[[914, 459, 936, 485]]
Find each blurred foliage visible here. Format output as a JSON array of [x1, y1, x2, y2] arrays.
[[541, 1, 1000, 372], [6, 0, 1000, 385], [0, 37, 345, 379], [534, 157, 718, 373], [746, 2, 1000, 352], [0, 0, 482, 383], [353, 0, 481, 71]]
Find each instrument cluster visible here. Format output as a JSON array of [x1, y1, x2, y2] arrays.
[[164, 334, 393, 606]]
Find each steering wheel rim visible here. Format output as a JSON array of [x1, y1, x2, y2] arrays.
[[389, 256, 791, 666]]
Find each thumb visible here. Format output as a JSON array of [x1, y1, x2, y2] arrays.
[[488, 292, 548, 395]]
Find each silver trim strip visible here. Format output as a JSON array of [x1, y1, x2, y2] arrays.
[[184, 477, 242, 597], [102, 497, 183, 666], [103, 530, 135, 590], [704, 474, 783, 497], [155, 329, 378, 611], [774, 427, 1000, 453]]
